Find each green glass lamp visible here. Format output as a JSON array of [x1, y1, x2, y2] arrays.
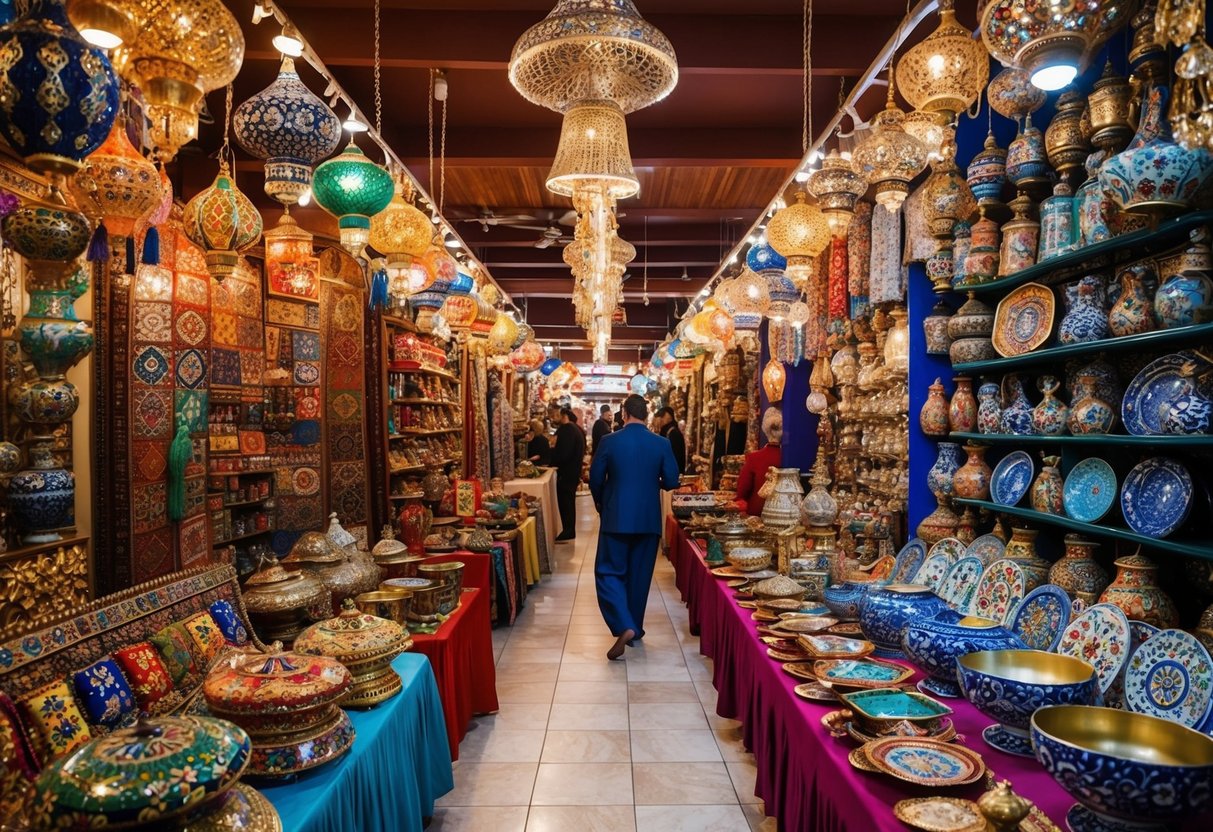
[[311, 141, 394, 255]]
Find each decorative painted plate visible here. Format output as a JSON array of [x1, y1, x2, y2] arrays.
[[992, 282, 1055, 357], [916, 553, 955, 593], [846, 717, 958, 746], [781, 662, 822, 682], [292, 467, 320, 496], [965, 534, 1006, 566], [863, 737, 986, 787], [1124, 628, 1213, 729], [928, 537, 966, 562], [1120, 456, 1193, 538], [990, 451, 1034, 506], [771, 616, 838, 634], [840, 688, 953, 723], [767, 647, 809, 662], [893, 797, 985, 832], [938, 557, 985, 611], [1009, 584, 1072, 652], [970, 559, 1027, 624], [1062, 457, 1118, 523], [1122, 351, 1213, 436], [797, 634, 876, 660], [892, 538, 928, 584], [1057, 603, 1132, 694], [849, 747, 881, 773], [1107, 621, 1160, 709], [793, 681, 839, 703], [827, 622, 865, 636], [813, 659, 916, 691]]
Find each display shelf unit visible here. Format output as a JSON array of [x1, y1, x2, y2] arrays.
[[209, 469, 275, 552], [954, 498, 1213, 561], [952, 322, 1213, 373], [949, 432, 1213, 448]]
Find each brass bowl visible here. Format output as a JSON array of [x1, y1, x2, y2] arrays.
[[407, 583, 445, 622], [355, 590, 413, 626], [379, 577, 435, 594], [727, 547, 772, 573]]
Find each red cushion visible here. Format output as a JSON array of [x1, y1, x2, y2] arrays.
[[113, 642, 174, 711]]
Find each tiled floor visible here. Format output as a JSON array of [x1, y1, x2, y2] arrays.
[[430, 497, 776, 832]]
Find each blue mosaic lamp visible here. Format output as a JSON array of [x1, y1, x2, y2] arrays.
[[540, 357, 562, 376]]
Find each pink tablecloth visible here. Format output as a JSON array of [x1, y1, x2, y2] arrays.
[[668, 523, 1074, 832]]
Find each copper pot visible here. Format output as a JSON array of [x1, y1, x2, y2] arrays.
[[355, 590, 413, 626]]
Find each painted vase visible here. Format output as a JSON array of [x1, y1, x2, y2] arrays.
[[926, 246, 955, 291], [960, 211, 1001, 286], [859, 584, 949, 659], [1075, 150, 1113, 246], [977, 380, 1002, 434], [927, 441, 963, 501], [948, 376, 977, 433], [1006, 117, 1053, 191], [947, 293, 996, 340], [0, 442, 20, 475], [999, 374, 1036, 435], [1058, 274, 1109, 344], [13, 378, 79, 425], [398, 502, 432, 556], [761, 468, 804, 529], [1098, 553, 1180, 628], [923, 300, 954, 356], [17, 286, 94, 378], [1030, 456, 1064, 515], [951, 221, 972, 287], [1003, 527, 1050, 591], [952, 444, 992, 501], [916, 498, 960, 546], [1155, 241, 1213, 329], [1163, 390, 1213, 435], [1031, 375, 1069, 435], [967, 131, 1008, 205], [8, 438, 74, 544], [800, 481, 838, 528], [1050, 535, 1110, 606], [1108, 263, 1157, 337], [998, 194, 1040, 276], [1068, 357, 1122, 407], [919, 378, 950, 437], [1037, 181, 1076, 261], [1068, 373, 1116, 434], [956, 506, 979, 546]]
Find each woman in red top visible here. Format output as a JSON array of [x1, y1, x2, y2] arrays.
[[734, 408, 783, 517]]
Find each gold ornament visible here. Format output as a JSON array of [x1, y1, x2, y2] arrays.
[[852, 76, 928, 209], [546, 99, 640, 199], [807, 149, 867, 236], [370, 180, 434, 266]]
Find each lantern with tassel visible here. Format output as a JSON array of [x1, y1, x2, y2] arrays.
[[70, 117, 160, 264], [312, 142, 394, 256]]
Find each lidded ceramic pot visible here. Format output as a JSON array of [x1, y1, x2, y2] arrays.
[[1049, 535, 1110, 605], [295, 599, 413, 708], [923, 300, 954, 355], [1099, 552, 1180, 628], [948, 292, 997, 365], [242, 558, 330, 643], [283, 531, 379, 610], [998, 193, 1039, 276], [961, 208, 1001, 287], [203, 644, 355, 778]]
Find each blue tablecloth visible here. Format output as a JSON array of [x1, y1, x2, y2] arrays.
[[260, 653, 454, 832]]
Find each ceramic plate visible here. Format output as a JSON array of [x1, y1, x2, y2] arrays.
[[767, 647, 809, 662], [938, 556, 985, 611], [1121, 456, 1193, 538], [1124, 628, 1213, 729], [1062, 457, 1118, 523], [893, 798, 985, 832], [771, 616, 838, 634], [813, 659, 916, 691], [846, 717, 957, 746], [797, 634, 875, 659], [992, 282, 1055, 357], [928, 537, 966, 562], [1057, 603, 1132, 695], [1122, 351, 1213, 436], [892, 539, 928, 584], [990, 451, 1035, 507], [782, 661, 821, 682], [970, 559, 1027, 624], [965, 534, 1006, 566], [849, 747, 881, 773], [1107, 621, 1161, 709], [863, 737, 986, 787], [916, 553, 955, 592], [1009, 584, 1072, 652], [793, 681, 840, 703]]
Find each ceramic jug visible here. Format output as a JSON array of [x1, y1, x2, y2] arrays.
[[916, 498, 959, 546], [1049, 535, 1110, 606], [955, 506, 979, 546], [1155, 240, 1213, 329], [920, 378, 950, 437], [949, 376, 977, 433], [976, 380, 1002, 434], [761, 468, 804, 529], [999, 374, 1035, 435], [961, 210, 1001, 286], [1031, 376, 1069, 435], [1037, 181, 1076, 261], [927, 441, 964, 500], [1107, 263, 1157, 337], [1068, 372, 1116, 434], [1099, 552, 1180, 628], [1058, 275, 1109, 344], [1075, 150, 1113, 246], [1030, 456, 1063, 515], [952, 444, 992, 501], [7, 438, 74, 544], [923, 300, 954, 355], [1003, 527, 1050, 591]]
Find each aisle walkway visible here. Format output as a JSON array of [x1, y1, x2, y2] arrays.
[[431, 497, 775, 831]]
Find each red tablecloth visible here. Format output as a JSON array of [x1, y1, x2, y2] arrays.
[[668, 522, 1074, 832], [423, 551, 491, 594], [411, 586, 498, 760]]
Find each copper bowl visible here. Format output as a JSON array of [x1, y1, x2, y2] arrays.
[[407, 583, 445, 623], [355, 590, 413, 626], [418, 560, 465, 615]]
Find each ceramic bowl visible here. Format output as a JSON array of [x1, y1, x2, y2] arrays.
[[823, 581, 883, 622], [1031, 704, 1213, 832], [949, 337, 997, 365], [903, 614, 1026, 699], [859, 584, 949, 659], [727, 547, 773, 573], [958, 650, 1097, 758]]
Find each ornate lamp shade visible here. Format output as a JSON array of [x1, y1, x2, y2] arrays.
[[902, 110, 950, 160], [546, 99, 640, 199], [727, 269, 770, 332], [764, 271, 798, 321], [447, 270, 475, 296], [488, 313, 519, 355], [112, 0, 244, 161], [966, 131, 1008, 205], [767, 192, 830, 290], [705, 306, 734, 344], [69, 117, 159, 226], [787, 300, 811, 326], [233, 57, 342, 206], [440, 294, 478, 331], [0, 0, 120, 177], [987, 67, 1047, 124], [896, 0, 988, 118], [312, 142, 394, 256], [409, 249, 458, 325], [981, 0, 1136, 91], [181, 167, 263, 282], [263, 210, 315, 293], [369, 181, 434, 265], [853, 89, 929, 209], [540, 356, 562, 376], [761, 357, 786, 403], [510, 339, 546, 373], [628, 372, 649, 394], [508, 0, 678, 115], [65, 0, 136, 48], [2, 203, 91, 280], [746, 242, 786, 273], [922, 140, 977, 240], [883, 306, 910, 375], [807, 150, 867, 236]]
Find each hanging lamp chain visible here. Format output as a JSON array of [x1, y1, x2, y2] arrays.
[[428, 69, 435, 210], [440, 82, 448, 213], [219, 83, 234, 174], [802, 0, 813, 154], [374, 0, 383, 133]]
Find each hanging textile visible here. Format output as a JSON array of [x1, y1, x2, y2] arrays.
[[488, 371, 516, 481], [827, 235, 848, 336], [471, 353, 492, 481], [805, 249, 829, 357], [902, 182, 936, 264], [870, 203, 905, 304], [847, 201, 872, 320]]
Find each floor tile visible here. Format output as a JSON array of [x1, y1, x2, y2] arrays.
[[548, 702, 629, 731], [629, 702, 709, 730], [456, 727, 546, 763], [525, 805, 637, 832], [627, 681, 699, 703], [474, 704, 551, 730], [541, 730, 632, 763], [558, 661, 629, 682], [635, 804, 751, 832], [495, 678, 556, 705], [632, 762, 739, 805], [428, 805, 529, 831], [437, 762, 537, 806], [743, 803, 778, 832], [553, 680, 628, 704], [727, 759, 760, 803], [530, 762, 634, 805], [630, 729, 723, 762]]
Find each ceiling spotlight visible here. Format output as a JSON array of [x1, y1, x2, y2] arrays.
[[273, 23, 304, 57], [70, 0, 134, 48], [794, 170, 811, 184], [680, 268, 690, 282], [342, 105, 369, 133], [444, 236, 460, 248], [252, 1, 273, 24], [1030, 63, 1078, 92]]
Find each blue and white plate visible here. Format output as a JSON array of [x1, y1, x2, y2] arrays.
[[1009, 584, 1071, 652], [965, 534, 1005, 566], [1107, 621, 1160, 710], [1121, 457, 1193, 538], [990, 451, 1034, 506], [1124, 629, 1213, 729], [938, 556, 984, 611], [891, 538, 928, 584], [1122, 351, 1213, 436], [1063, 457, 1118, 523], [915, 553, 955, 592]]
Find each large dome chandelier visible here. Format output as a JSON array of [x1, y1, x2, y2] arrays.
[[852, 69, 929, 210], [766, 192, 831, 291], [807, 149, 868, 237], [896, 0, 988, 118]]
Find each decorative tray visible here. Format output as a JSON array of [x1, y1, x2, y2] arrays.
[[862, 737, 985, 787], [812, 659, 916, 691]]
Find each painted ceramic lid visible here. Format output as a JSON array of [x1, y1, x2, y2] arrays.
[[32, 716, 250, 829], [203, 647, 352, 715], [295, 599, 411, 666]]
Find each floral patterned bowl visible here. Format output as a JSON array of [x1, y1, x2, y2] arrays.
[[823, 581, 884, 622], [902, 614, 1025, 699], [859, 584, 949, 659]]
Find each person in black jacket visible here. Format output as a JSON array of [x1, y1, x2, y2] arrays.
[[591, 404, 612, 457], [552, 407, 586, 541], [654, 406, 686, 475], [525, 419, 551, 466]]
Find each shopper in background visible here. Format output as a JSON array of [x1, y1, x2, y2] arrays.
[[613, 405, 625, 431], [734, 407, 783, 517], [591, 404, 612, 458], [590, 394, 681, 659], [552, 407, 586, 541], [525, 418, 551, 466], [653, 406, 686, 475]]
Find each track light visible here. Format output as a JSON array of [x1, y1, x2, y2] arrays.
[[273, 23, 304, 57], [433, 70, 449, 102], [298, 188, 312, 207], [342, 105, 369, 133], [794, 170, 810, 183], [252, 1, 273, 24]]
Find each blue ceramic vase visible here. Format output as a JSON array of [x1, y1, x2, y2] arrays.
[[1000, 374, 1036, 435], [1058, 275, 1108, 345], [859, 584, 949, 659], [8, 438, 74, 543], [903, 614, 1025, 698], [822, 581, 882, 622], [926, 442, 963, 500]]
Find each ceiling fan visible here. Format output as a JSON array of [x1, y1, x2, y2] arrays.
[[530, 225, 574, 249], [452, 208, 577, 233]]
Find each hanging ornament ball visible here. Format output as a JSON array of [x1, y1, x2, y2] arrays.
[[540, 357, 562, 376], [311, 142, 394, 251], [745, 242, 787, 273]]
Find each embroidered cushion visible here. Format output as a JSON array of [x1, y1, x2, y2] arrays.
[[208, 599, 249, 645], [0, 692, 38, 818], [17, 679, 91, 762], [182, 612, 224, 665], [149, 623, 200, 686], [113, 642, 174, 710], [71, 658, 136, 728]]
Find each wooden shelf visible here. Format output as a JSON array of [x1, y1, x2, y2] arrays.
[[398, 427, 462, 436], [210, 468, 275, 477], [962, 210, 1213, 296], [388, 493, 424, 500], [953, 498, 1213, 561], [212, 496, 273, 509], [383, 316, 418, 332], [948, 431, 1213, 448], [951, 322, 1213, 374], [213, 528, 273, 546], [389, 458, 456, 475], [388, 366, 459, 382], [392, 398, 458, 406]]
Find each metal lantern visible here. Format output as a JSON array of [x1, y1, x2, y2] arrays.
[[70, 117, 159, 226], [488, 312, 519, 355], [807, 149, 867, 236], [761, 356, 786, 403], [726, 269, 770, 331], [65, 0, 136, 48], [312, 142, 394, 256], [441, 294, 478, 331], [852, 82, 929, 209], [181, 166, 263, 282], [233, 57, 342, 206], [0, 0, 120, 177], [987, 66, 1047, 125], [767, 192, 830, 291], [510, 339, 545, 373], [263, 210, 316, 294], [896, 0, 988, 118], [902, 109, 950, 160], [546, 99, 640, 199], [369, 180, 434, 265]]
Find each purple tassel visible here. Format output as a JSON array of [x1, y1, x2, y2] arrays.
[[142, 226, 160, 266], [86, 223, 109, 262], [369, 267, 389, 309]]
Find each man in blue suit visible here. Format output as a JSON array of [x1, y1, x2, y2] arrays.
[[589, 394, 681, 660]]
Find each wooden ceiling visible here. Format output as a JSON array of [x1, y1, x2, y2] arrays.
[[187, 0, 922, 363]]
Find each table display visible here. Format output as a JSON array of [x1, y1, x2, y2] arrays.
[[505, 468, 561, 555]]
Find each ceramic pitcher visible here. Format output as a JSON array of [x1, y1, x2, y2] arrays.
[[1031, 376, 1069, 435], [1030, 456, 1063, 515], [1108, 264, 1157, 337], [1058, 275, 1109, 344], [920, 378, 950, 437], [952, 444, 992, 501], [761, 468, 804, 529]]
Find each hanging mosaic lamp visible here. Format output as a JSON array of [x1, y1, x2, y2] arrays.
[[748, 243, 794, 321], [987, 67, 1047, 125], [312, 141, 394, 256], [727, 269, 770, 332], [65, 0, 136, 48], [807, 149, 867, 237], [896, 0, 988, 118], [111, 0, 244, 161], [233, 57, 342, 206], [980, 0, 1136, 91], [69, 116, 159, 260], [549, 361, 580, 389], [370, 179, 435, 265], [540, 356, 562, 376], [546, 99, 640, 199], [488, 312, 520, 356], [181, 164, 263, 282], [2, 202, 92, 282], [761, 356, 786, 403], [263, 209, 315, 292], [766, 191, 830, 291], [510, 339, 546, 373], [0, 0, 120, 177], [853, 77, 928, 210]]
